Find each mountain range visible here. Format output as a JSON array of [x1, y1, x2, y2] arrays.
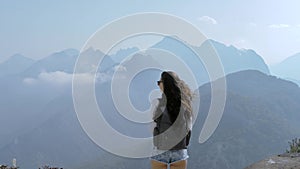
[[73, 70, 300, 169], [270, 52, 300, 87], [0, 38, 299, 169]]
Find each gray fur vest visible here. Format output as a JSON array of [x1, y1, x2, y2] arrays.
[[152, 97, 192, 150]]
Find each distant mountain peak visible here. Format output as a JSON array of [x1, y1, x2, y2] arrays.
[[203, 39, 225, 47], [270, 52, 300, 86], [81, 47, 104, 56], [49, 48, 79, 58], [4, 53, 34, 63], [0, 53, 35, 77], [62, 48, 79, 56], [280, 52, 300, 64], [10, 53, 25, 59], [153, 35, 188, 47]]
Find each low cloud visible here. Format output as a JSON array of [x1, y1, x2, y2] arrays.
[[23, 71, 72, 86], [23, 71, 112, 86], [113, 65, 127, 72], [197, 16, 218, 25], [269, 24, 290, 29], [248, 22, 257, 27]]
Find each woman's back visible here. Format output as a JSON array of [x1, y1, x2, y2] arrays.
[[150, 71, 193, 169], [153, 104, 191, 150]]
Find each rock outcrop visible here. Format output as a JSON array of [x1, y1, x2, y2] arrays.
[[245, 153, 300, 169]]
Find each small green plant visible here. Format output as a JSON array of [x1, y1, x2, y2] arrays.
[[286, 137, 300, 153]]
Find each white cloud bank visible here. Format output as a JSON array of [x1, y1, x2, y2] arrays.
[[197, 16, 218, 25], [269, 24, 290, 29], [248, 22, 257, 27], [23, 71, 112, 86]]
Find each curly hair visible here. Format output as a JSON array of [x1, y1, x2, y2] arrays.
[[160, 71, 193, 123]]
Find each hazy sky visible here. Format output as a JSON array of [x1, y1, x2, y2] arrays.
[[1, 0, 300, 65]]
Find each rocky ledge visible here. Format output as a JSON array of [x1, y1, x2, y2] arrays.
[[245, 153, 300, 169]]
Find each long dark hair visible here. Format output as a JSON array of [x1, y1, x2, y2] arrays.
[[161, 71, 182, 123]]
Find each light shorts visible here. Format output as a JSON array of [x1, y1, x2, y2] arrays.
[[149, 147, 189, 165]]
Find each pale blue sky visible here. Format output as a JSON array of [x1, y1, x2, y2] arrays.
[[1, 0, 300, 65]]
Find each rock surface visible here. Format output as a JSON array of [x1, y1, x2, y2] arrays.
[[245, 153, 300, 169]]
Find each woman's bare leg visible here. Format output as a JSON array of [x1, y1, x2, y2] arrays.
[[170, 159, 187, 169], [151, 159, 168, 169]]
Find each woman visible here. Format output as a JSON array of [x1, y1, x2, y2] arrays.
[[150, 71, 193, 169]]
